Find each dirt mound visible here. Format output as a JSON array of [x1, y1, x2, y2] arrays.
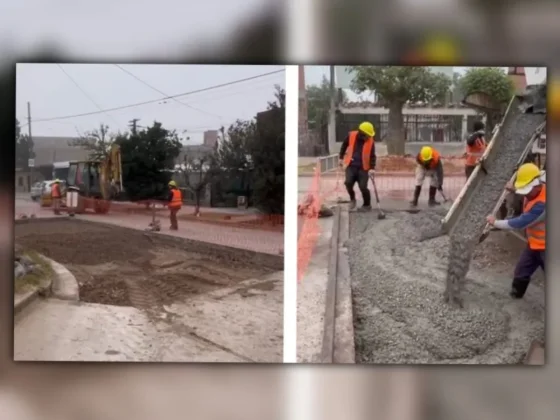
[[15, 221, 154, 265]]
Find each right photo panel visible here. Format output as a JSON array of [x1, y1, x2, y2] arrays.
[[297, 65, 546, 365]]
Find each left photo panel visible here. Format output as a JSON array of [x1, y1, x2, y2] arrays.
[[14, 63, 286, 362]]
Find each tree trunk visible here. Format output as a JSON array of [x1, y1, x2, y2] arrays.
[[194, 191, 201, 217], [387, 103, 406, 156], [485, 112, 500, 139]]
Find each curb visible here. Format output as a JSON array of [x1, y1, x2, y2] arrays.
[[13, 254, 55, 316], [15, 216, 70, 225], [41, 256, 79, 301], [333, 205, 355, 363]]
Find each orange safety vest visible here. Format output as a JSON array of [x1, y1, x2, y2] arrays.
[[169, 188, 182, 209], [466, 136, 487, 166], [51, 183, 61, 198], [343, 131, 375, 171], [416, 149, 441, 170], [523, 185, 546, 250]]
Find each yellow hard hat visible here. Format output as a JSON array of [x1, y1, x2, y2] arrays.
[[420, 146, 433, 161], [54, 179, 60, 183], [514, 163, 541, 195], [168, 180, 177, 187], [358, 122, 375, 137]]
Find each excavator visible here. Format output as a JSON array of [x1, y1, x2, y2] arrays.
[[43, 144, 124, 214]]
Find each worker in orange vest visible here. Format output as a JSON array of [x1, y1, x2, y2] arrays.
[[338, 122, 376, 211], [410, 146, 444, 207], [465, 120, 487, 179], [486, 163, 546, 299], [167, 180, 183, 230], [51, 179, 62, 215]]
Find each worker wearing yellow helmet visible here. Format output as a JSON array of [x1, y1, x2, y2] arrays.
[[486, 163, 546, 299], [338, 121, 376, 211], [51, 179, 62, 215], [167, 180, 183, 230], [411, 146, 444, 207]]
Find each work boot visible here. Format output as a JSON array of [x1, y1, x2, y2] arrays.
[[349, 200, 357, 211], [410, 186, 421, 207], [510, 277, 530, 298], [358, 205, 372, 212], [428, 186, 440, 207]]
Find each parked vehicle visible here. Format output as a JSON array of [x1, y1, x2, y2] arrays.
[[40, 180, 67, 207], [30, 181, 44, 201]]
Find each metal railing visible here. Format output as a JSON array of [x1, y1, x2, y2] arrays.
[[316, 154, 339, 174]]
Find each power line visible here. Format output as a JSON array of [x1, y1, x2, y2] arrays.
[[30, 69, 285, 124], [114, 64, 223, 120], [56, 64, 123, 130]]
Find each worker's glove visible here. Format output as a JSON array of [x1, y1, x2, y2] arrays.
[[338, 159, 344, 167], [368, 169, 375, 176]]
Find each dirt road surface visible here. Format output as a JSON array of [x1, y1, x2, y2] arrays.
[[15, 197, 283, 254], [14, 220, 283, 362]]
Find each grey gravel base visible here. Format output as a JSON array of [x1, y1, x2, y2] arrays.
[[348, 210, 544, 364]]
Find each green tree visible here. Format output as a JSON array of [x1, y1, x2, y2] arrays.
[[217, 119, 256, 172], [348, 66, 452, 155], [306, 75, 348, 131], [250, 92, 285, 215], [70, 123, 116, 160], [115, 121, 182, 201], [459, 67, 515, 134], [267, 85, 286, 109], [15, 118, 35, 169]]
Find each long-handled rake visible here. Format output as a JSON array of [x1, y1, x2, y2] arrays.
[[369, 173, 386, 220]]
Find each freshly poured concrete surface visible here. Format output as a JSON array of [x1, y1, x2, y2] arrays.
[[15, 271, 283, 362], [348, 210, 545, 364]]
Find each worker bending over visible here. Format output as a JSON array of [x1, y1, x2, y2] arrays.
[[465, 120, 487, 179], [338, 121, 376, 212], [167, 180, 183, 230], [51, 179, 62, 215], [410, 146, 444, 207], [486, 163, 546, 299]]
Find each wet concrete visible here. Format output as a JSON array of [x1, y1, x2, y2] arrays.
[[348, 210, 544, 364]]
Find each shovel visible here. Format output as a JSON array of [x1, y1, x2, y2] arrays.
[[369, 173, 386, 220]]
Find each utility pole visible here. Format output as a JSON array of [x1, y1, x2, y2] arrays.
[[27, 102, 34, 187], [129, 118, 140, 135], [327, 65, 337, 155]]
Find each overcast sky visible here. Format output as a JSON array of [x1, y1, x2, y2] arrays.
[[1, 0, 272, 59], [305, 66, 547, 100], [16, 64, 285, 143]]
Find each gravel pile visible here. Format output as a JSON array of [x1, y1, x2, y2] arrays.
[[445, 111, 545, 305], [348, 210, 544, 364]]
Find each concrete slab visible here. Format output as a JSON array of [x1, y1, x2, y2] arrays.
[[14, 298, 248, 362], [165, 271, 284, 363], [297, 217, 333, 363]]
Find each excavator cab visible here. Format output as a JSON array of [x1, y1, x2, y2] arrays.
[[65, 145, 123, 214], [67, 161, 104, 198]]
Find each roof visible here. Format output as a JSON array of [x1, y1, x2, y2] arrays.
[[32, 136, 91, 166]]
